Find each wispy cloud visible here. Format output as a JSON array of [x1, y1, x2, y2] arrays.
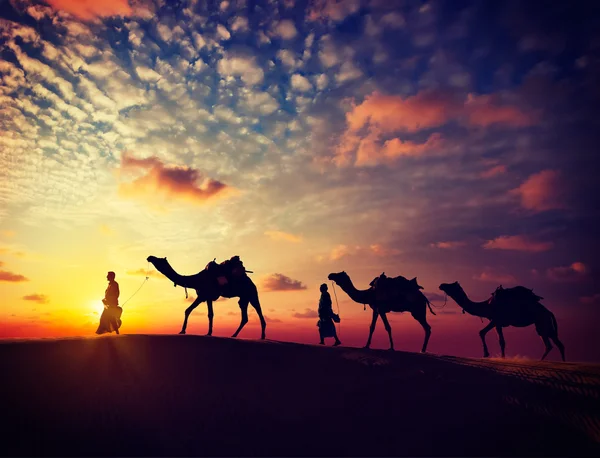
[[22, 293, 49, 304], [0, 261, 29, 283], [547, 262, 587, 282], [431, 241, 466, 249], [483, 235, 554, 253], [264, 230, 303, 243], [292, 308, 319, 319]]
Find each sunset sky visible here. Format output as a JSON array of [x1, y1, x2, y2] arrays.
[[1, 0, 599, 361]]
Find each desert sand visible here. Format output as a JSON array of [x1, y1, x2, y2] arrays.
[[2, 335, 600, 456]]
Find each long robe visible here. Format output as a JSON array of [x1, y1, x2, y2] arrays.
[[96, 281, 122, 334], [317, 292, 337, 337]]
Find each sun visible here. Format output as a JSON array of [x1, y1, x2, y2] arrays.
[[90, 299, 104, 316]]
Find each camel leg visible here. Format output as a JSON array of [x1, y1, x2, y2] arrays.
[[364, 309, 379, 349], [479, 321, 496, 358], [206, 300, 214, 336], [232, 298, 249, 338], [496, 326, 506, 358], [412, 310, 431, 353], [379, 313, 394, 351], [540, 335, 553, 361], [249, 295, 267, 340], [551, 335, 566, 362], [180, 297, 202, 334]]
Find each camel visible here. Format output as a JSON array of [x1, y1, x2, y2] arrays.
[[439, 281, 565, 361], [328, 271, 435, 352], [147, 256, 266, 339]]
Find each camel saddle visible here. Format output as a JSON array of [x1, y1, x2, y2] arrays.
[[204, 255, 248, 287], [490, 285, 543, 305], [370, 272, 423, 302]]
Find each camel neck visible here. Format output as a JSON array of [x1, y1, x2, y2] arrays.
[[337, 277, 372, 305], [449, 287, 491, 319], [153, 260, 199, 289]]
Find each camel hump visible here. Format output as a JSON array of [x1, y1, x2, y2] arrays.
[[492, 285, 543, 303]]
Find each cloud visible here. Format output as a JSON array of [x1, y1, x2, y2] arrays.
[[45, 0, 132, 21], [580, 294, 600, 306], [290, 74, 312, 92], [264, 231, 303, 243], [127, 268, 164, 279], [308, 0, 360, 23], [369, 244, 401, 257], [264, 315, 283, 323], [216, 24, 231, 41], [481, 165, 507, 178], [465, 93, 536, 127], [272, 20, 297, 40], [118, 153, 232, 206], [473, 269, 517, 284], [547, 262, 587, 282], [483, 235, 554, 252], [292, 308, 319, 319], [0, 230, 16, 238], [510, 170, 566, 212], [22, 294, 49, 304], [217, 54, 265, 86], [344, 90, 534, 136], [0, 261, 29, 283], [430, 241, 467, 249], [262, 273, 307, 292]]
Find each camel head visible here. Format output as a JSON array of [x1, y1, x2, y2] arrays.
[[328, 271, 350, 285], [147, 256, 169, 273], [439, 281, 463, 297]]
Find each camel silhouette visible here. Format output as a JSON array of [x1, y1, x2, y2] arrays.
[[328, 271, 435, 352], [147, 256, 266, 339], [439, 281, 565, 361]]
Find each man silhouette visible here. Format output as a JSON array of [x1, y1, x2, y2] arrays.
[[96, 271, 122, 335], [317, 284, 341, 346]]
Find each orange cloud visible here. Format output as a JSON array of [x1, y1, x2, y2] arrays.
[[481, 165, 507, 178], [0, 230, 16, 238], [292, 308, 319, 319], [369, 244, 401, 256], [0, 261, 29, 282], [335, 90, 533, 167], [118, 153, 232, 206], [22, 294, 49, 304], [352, 130, 442, 167], [465, 93, 536, 127], [45, 0, 132, 20], [264, 230, 303, 243], [510, 170, 565, 212], [262, 274, 307, 292], [547, 262, 587, 282], [346, 91, 458, 134], [483, 235, 554, 252]]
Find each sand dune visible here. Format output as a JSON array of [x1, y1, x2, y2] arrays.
[[2, 335, 600, 456]]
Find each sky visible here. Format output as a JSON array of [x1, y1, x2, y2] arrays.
[[1, 0, 599, 361]]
